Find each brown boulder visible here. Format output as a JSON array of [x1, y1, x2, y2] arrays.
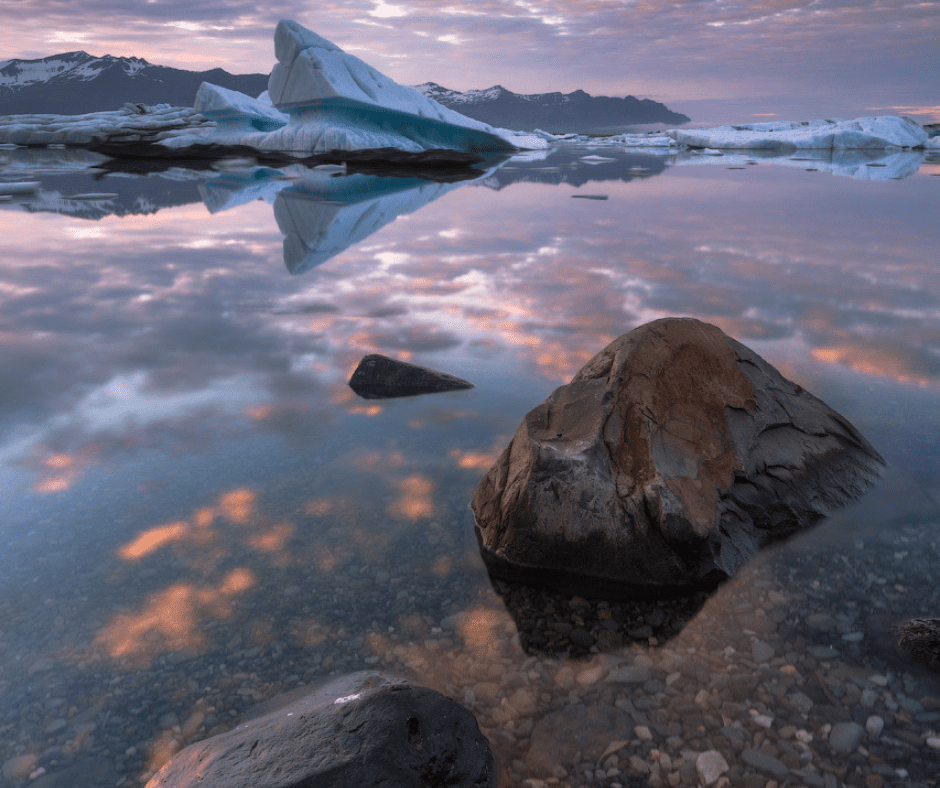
[[146, 672, 496, 788], [471, 318, 885, 594]]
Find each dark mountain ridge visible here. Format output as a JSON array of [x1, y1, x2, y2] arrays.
[[0, 52, 690, 131], [415, 82, 690, 132], [0, 51, 270, 115]]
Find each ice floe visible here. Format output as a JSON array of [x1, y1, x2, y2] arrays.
[[0, 103, 212, 146], [667, 116, 929, 151]]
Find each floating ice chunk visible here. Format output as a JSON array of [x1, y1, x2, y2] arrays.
[[195, 82, 288, 133], [0, 104, 212, 146], [667, 116, 929, 151], [579, 155, 617, 164]]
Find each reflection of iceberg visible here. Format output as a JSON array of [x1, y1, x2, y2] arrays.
[[199, 166, 296, 214], [670, 148, 926, 180], [273, 171, 467, 274]]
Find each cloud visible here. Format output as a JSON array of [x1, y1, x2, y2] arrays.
[[0, 0, 933, 117]]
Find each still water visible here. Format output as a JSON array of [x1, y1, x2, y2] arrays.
[[1, 144, 939, 787]]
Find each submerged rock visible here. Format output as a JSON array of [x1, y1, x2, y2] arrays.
[[349, 354, 474, 399], [897, 618, 940, 672], [471, 317, 885, 595], [146, 672, 496, 788]]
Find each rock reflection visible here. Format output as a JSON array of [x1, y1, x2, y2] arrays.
[[486, 574, 713, 655]]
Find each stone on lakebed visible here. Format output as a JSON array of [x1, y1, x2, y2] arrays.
[[348, 353, 474, 399], [146, 671, 496, 788], [471, 317, 885, 596]]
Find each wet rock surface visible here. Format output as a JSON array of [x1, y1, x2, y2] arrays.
[[897, 619, 940, 673], [146, 671, 496, 788], [472, 318, 886, 594], [348, 353, 474, 399]]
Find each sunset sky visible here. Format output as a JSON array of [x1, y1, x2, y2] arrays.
[[0, 0, 937, 122]]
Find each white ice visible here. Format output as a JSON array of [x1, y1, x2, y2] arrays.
[[667, 116, 929, 151], [0, 103, 212, 146], [165, 19, 547, 154]]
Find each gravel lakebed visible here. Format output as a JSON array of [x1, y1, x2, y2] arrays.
[[1, 498, 939, 788]]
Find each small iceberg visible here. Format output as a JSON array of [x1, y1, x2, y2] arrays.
[[667, 116, 930, 151]]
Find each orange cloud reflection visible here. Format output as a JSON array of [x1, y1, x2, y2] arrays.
[[812, 342, 935, 386], [94, 568, 256, 667], [119, 521, 188, 561], [449, 449, 499, 471], [387, 474, 436, 520], [32, 450, 97, 494]]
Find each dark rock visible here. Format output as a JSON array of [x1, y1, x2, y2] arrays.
[[348, 353, 474, 399], [471, 317, 885, 595], [146, 672, 496, 788], [897, 618, 940, 672]]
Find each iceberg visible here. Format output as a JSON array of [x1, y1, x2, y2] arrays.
[[667, 116, 929, 151], [260, 20, 522, 153], [165, 19, 545, 154]]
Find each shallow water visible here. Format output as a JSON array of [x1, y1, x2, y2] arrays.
[[0, 145, 939, 786]]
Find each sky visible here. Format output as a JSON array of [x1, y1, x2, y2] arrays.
[[0, 0, 937, 123]]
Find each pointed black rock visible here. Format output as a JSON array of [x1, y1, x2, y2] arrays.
[[348, 354, 474, 399]]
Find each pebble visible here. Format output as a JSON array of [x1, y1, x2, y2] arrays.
[[828, 721, 864, 753], [740, 749, 788, 778], [750, 639, 774, 663], [695, 750, 729, 785], [865, 715, 884, 737]]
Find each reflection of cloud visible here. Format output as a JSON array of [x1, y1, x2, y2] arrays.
[[119, 521, 188, 560], [30, 449, 96, 493], [449, 448, 499, 470], [811, 340, 940, 386], [388, 474, 436, 520], [94, 568, 256, 668]]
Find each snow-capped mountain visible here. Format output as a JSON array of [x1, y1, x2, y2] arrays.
[[414, 83, 690, 132], [0, 49, 690, 132], [0, 52, 269, 115]]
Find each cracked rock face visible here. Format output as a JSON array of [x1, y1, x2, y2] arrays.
[[146, 672, 496, 788], [471, 318, 885, 595]]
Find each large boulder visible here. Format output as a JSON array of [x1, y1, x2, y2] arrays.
[[471, 318, 885, 595], [146, 672, 496, 788]]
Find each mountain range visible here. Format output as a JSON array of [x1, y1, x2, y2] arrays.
[[0, 51, 269, 115], [415, 83, 689, 132], [0, 51, 690, 130]]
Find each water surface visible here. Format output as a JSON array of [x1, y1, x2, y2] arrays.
[[1, 145, 938, 786]]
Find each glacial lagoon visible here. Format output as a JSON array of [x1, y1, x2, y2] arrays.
[[1, 144, 939, 786]]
